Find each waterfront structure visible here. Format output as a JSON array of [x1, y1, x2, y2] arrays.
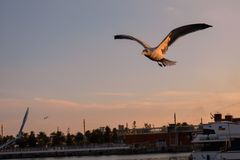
[[0, 108, 29, 150], [0, 144, 131, 159], [124, 123, 195, 152], [191, 113, 240, 160]]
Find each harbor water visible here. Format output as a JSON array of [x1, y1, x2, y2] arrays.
[[11, 153, 190, 160]]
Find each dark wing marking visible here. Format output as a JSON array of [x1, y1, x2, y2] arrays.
[[168, 23, 212, 46], [114, 34, 150, 49], [157, 23, 212, 52]]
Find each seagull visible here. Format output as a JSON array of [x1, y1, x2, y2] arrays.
[[114, 23, 212, 67]]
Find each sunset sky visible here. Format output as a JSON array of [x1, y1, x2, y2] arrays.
[[1, 0, 240, 135]]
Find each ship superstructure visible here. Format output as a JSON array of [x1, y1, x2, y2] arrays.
[[191, 113, 240, 160]]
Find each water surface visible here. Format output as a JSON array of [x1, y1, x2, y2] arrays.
[[13, 153, 190, 160]]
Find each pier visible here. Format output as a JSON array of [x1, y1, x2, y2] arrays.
[[0, 144, 132, 159]]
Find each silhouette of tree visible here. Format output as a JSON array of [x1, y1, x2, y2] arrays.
[[1, 135, 14, 145], [112, 128, 118, 143], [104, 126, 111, 143], [90, 129, 104, 143], [176, 122, 181, 126], [66, 132, 74, 146], [37, 131, 50, 147], [1, 124, 147, 148], [85, 130, 91, 143], [50, 131, 65, 146], [27, 131, 37, 147], [74, 132, 84, 145], [0, 135, 15, 149], [144, 123, 151, 128], [0, 135, 2, 145], [16, 132, 28, 148]]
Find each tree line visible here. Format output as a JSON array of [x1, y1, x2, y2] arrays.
[[0, 126, 122, 148]]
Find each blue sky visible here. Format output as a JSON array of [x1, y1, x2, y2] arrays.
[[1, 0, 240, 135]]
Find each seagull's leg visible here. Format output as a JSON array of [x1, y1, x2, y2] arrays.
[[157, 61, 163, 67]]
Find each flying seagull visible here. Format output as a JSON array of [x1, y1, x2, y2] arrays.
[[114, 23, 212, 67]]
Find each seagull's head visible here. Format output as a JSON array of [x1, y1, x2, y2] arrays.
[[142, 49, 151, 56]]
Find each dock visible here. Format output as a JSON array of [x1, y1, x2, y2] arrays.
[[0, 144, 132, 159]]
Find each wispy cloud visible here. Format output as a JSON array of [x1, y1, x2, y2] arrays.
[[151, 90, 240, 101], [165, 6, 175, 12], [95, 92, 135, 97], [164, 6, 182, 16], [153, 90, 203, 97], [33, 97, 79, 107], [1, 90, 240, 135]]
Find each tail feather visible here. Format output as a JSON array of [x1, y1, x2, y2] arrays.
[[161, 58, 176, 66]]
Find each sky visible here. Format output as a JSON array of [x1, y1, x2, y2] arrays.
[[1, 0, 240, 135]]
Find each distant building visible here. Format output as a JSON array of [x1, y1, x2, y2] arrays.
[[123, 124, 196, 152], [118, 125, 124, 131]]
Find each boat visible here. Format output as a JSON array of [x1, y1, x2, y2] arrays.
[[191, 113, 240, 160]]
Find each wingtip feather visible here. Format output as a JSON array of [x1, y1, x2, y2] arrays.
[[114, 35, 121, 39], [205, 23, 213, 28]]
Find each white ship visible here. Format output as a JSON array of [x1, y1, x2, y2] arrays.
[[191, 113, 240, 160]]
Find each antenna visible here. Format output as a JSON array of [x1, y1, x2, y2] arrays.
[[1, 124, 3, 137], [67, 128, 70, 134], [83, 119, 86, 135], [174, 113, 177, 125]]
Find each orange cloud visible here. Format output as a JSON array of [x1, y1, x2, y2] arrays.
[[1, 91, 240, 135], [33, 97, 79, 107], [95, 92, 135, 97]]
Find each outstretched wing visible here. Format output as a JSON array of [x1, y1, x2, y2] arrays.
[[114, 34, 150, 49], [156, 23, 212, 54]]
